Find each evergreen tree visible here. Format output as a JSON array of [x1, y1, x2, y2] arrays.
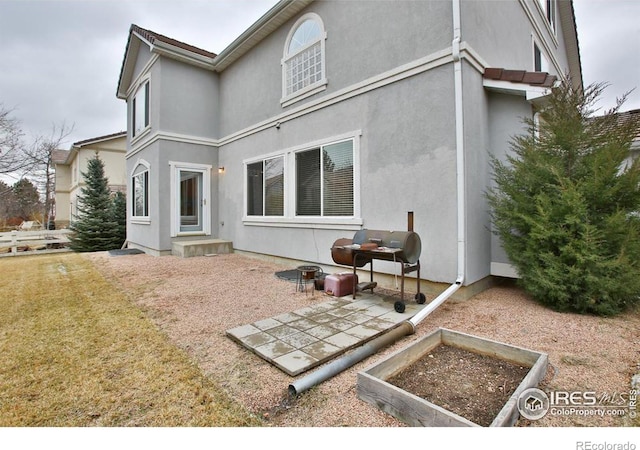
[[12, 178, 43, 221], [488, 81, 640, 316], [111, 190, 127, 249], [69, 154, 122, 252]]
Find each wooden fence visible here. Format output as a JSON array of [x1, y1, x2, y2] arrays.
[[0, 229, 73, 257]]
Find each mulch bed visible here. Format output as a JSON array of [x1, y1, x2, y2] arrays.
[[386, 344, 531, 426]]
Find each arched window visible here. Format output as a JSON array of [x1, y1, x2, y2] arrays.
[[282, 13, 327, 106], [131, 160, 150, 220]]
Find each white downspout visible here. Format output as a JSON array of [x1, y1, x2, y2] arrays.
[[288, 0, 468, 396], [409, 0, 466, 327]]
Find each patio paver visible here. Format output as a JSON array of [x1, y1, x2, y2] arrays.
[[226, 291, 426, 376]]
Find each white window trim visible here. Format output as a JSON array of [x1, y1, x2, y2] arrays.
[[131, 76, 151, 146], [71, 159, 77, 185], [130, 159, 151, 224], [244, 153, 287, 218], [243, 131, 362, 230], [532, 36, 550, 73], [533, 0, 558, 41], [281, 13, 328, 108], [169, 161, 212, 237]]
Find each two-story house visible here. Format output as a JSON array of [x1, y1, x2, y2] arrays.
[[53, 131, 126, 228], [115, 0, 582, 294]]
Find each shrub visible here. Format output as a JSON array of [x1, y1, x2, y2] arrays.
[[488, 81, 640, 316]]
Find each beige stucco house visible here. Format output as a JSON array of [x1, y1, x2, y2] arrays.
[[53, 131, 126, 228]]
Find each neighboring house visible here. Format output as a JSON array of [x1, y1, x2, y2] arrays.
[[115, 0, 582, 293], [620, 108, 640, 169], [52, 132, 127, 228]]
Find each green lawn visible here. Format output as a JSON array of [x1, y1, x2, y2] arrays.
[[0, 253, 262, 426]]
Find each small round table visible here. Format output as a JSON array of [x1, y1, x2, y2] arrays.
[[296, 265, 322, 295]]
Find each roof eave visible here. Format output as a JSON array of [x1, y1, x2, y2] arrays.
[[483, 78, 554, 100], [72, 131, 127, 149], [54, 148, 77, 166], [212, 0, 313, 72], [116, 29, 141, 99], [151, 40, 216, 71], [558, 0, 583, 91], [117, 27, 216, 99], [117, 1, 313, 96]]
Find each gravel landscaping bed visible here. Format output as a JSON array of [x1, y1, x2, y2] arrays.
[[86, 252, 640, 427]]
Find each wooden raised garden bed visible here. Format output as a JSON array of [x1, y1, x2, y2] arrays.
[[357, 327, 548, 427]]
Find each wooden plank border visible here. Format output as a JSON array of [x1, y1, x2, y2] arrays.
[[357, 327, 548, 427]]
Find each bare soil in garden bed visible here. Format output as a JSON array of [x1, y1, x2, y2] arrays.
[[86, 252, 640, 427], [386, 344, 531, 426]]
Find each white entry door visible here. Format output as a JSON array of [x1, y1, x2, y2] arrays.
[[180, 170, 202, 232], [170, 162, 211, 236]]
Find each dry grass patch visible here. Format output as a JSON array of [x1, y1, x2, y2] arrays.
[[0, 253, 262, 427]]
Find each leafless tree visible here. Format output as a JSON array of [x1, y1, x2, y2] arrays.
[[22, 123, 74, 226], [0, 104, 28, 175], [0, 180, 15, 228]]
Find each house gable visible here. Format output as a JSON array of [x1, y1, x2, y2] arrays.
[[116, 1, 312, 99], [53, 132, 127, 228], [116, 25, 216, 100]]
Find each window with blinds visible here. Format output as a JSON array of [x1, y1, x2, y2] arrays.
[[244, 137, 356, 221], [296, 140, 353, 217], [247, 156, 284, 216]]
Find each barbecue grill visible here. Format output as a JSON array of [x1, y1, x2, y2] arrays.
[[330, 225, 425, 313]]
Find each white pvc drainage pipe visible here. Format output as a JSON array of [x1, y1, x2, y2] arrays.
[[288, 282, 461, 397]]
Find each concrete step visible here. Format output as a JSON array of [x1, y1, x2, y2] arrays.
[[171, 239, 233, 258]]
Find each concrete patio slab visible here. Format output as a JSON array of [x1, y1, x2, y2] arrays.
[[226, 291, 426, 376]]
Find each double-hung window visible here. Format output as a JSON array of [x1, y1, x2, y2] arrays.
[[132, 81, 149, 138], [281, 14, 327, 106]]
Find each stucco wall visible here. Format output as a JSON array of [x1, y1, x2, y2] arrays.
[[219, 65, 459, 283], [158, 57, 220, 139], [127, 139, 219, 255], [54, 165, 71, 195], [126, 46, 156, 147], [461, 0, 570, 78], [99, 151, 127, 188], [486, 91, 532, 267], [125, 45, 220, 255], [218, 0, 453, 137], [461, 61, 492, 285], [126, 141, 162, 254]]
